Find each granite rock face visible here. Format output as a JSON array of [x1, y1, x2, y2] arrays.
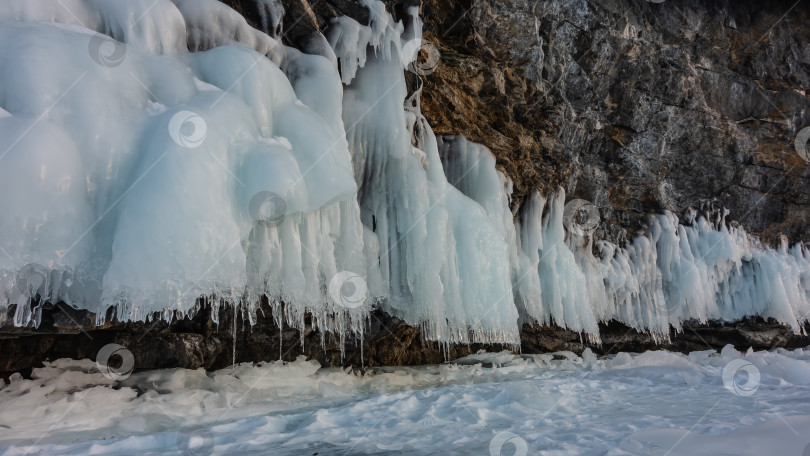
[[413, 0, 810, 244], [232, 0, 810, 242], [1, 302, 808, 377], [3, 0, 810, 374]]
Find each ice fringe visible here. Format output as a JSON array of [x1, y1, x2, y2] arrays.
[[0, 0, 808, 351]]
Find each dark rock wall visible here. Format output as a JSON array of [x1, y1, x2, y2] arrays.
[[2, 302, 808, 377], [246, 0, 810, 244], [3, 0, 810, 374], [416, 0, 810, 244]]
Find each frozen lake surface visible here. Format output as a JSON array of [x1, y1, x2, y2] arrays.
[[1, 345, 809, 455]]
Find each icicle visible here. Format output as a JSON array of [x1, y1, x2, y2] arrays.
[[256, 0, 284, 38], [232, 302, 238, 371]]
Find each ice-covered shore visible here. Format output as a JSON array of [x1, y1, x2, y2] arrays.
[[1, 345, 809, 455]]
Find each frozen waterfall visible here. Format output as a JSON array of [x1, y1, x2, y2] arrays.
[[0, 0, 808, 349]]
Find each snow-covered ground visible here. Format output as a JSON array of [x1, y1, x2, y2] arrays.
[[1, 345, 809, 455]]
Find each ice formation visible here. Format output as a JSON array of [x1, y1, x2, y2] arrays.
[[0, 0, 808, 348]]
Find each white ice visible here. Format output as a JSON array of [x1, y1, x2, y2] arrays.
[[0, 0, 808, 349], [1, 345, 809, 455]]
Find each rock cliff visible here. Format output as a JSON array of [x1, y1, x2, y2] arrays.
[[251, 0, 810, 244], [3, 0, 810, 374]]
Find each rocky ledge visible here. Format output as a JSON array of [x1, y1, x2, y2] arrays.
[[3, 0, 810, 376], [237, 0, 810, 245], [1, 302, 808, 378]]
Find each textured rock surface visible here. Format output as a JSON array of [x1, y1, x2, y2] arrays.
[[3, 0, 810, 374], [1, 302, 808, 377], [424, 0, 810, 244], [415, 0, 810, 244], [228, 0, 810, 243]]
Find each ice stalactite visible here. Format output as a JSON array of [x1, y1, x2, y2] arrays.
[[338, 9, 520, 344], [431, 135, 810, 342], [256, 0, 285, 38], [512, 194, 810, 341], [0, 0, 368, 347], [0, 0, 808, 349]]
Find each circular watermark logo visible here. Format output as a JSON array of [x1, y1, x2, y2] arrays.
[[169, 111, 207, 148], [722, 359, 760, 396], [328, 271, 367, 309], [489, 431, 528, 456], [794, 126, 810, 163], [401, 39, 441, 76], [248, 191, 287, 226], [56, 176, 72, 195], [655, 296, 683, 317], [176, 429, 215, 456], [14, 263, 48, 297], [563, 199, 600, 236], [96, 343, 135, 381], [88, 33, 127, 68]]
